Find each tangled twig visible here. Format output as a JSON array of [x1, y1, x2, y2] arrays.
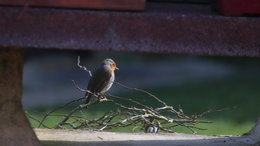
[[77, 56, 92, 77], [35, 56, 229, 133]]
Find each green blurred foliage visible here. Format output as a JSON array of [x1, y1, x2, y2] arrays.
[[27, 73, 260, 135]]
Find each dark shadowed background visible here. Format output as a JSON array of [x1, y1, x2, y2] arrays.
[[23, 49, 260, 135]]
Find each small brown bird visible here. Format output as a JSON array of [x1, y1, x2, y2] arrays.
[[85, 58, 119, 104]]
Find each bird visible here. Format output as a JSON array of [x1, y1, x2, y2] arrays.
[[85, 58, 119, 104]]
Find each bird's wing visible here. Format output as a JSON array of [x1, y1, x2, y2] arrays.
[[87, 67, 112, 94]]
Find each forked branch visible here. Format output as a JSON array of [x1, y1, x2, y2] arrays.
[[36, 56, 228, 133]]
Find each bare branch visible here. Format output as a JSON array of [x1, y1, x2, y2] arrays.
[[195, 106, 236, 119], [38, 96, 85, 128], [26, 113, 50, 129], [33, 57, 229, 134], [77, 56, 92, 77], [114, 82, 167, 106], [57, 98, 112, 127]]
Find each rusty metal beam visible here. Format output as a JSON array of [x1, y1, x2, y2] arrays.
[[0, 3, 259, 57]]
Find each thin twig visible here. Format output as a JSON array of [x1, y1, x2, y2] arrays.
[[114, 82, 167, 106], [57, 98, 112, 126], [33, 57, 228, 134], [26, 113, 50, 129], [38, 96, 84, 128], [77, 56, 92, 77], [196, 106, 236, 119]]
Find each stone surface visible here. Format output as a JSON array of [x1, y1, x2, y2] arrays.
[[0, 48, 40, 146], [35, 125, 260, 146], [244, 117, 260, 145]]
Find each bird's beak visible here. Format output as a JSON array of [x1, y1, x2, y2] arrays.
[[116, 67, 119, 70]]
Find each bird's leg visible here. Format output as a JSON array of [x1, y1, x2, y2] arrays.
[[99, 94, 106, 99], [98, 94, 113, 102], [98, 94, 107, 101]]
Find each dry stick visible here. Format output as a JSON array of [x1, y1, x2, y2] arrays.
[[58, 122, 77, 129], [50, 82, 212, 132], [49, 114, 89, 121], [115, 98, 200, 123], [58, 105, 92, 127], [159, 127, 175, 133], [38, 96, 85, 128], [116, 102, 202, 124], [31, 111, 90, 122], [104, 114, 119, 124], [196, 106, 236, 119], [114, 82, 182, 116], [114, 101, 213, 133], [77, 56, 164, 110], [165, 119, 209, 133], [115, 99, 185, 130], [77, 56, 92, 77], [159, 107, 228, 131], [76, 110, 122, 129], [58, 98, 112, 126], [183, 124, 197, 134], [53, 57, 223, 132], [72, 80, 89, 93], [26, 113, 50, 129], [99, 111, 120, 124], [56, 79, 111, 128], [186, 125, 207, 131], [77, 109, 149, 131], [72, 80, 105, 100], [97, 114, 151, 129], [77, 57, 188, 118], [114, 82, 167, 106], [115, 103, 150, 128], [107, 94, 157, 114], [115, 103, 166, 131]]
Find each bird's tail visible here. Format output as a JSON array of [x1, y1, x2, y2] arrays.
[[85, 92, 92, 104]]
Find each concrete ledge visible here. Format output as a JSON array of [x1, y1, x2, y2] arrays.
[[0, 3, 260, 57], [0, 48, 40, 146], [35, 118, 260, 146]]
